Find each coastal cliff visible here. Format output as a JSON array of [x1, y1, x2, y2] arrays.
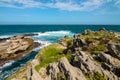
[[7, 28, 120, 80], [0, 34, 41, 66]]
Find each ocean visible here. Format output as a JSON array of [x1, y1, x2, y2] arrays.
[[0, 25, 120, 80]]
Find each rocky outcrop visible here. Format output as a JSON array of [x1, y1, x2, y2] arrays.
[[23, 33, 38, 37], [98, 52, 120, 67], [24, 51, 120, 80], [0, 35, 41, 66], [26, 57, 86, 80], [7, 29, 120, 80], [107, 43, 120, 60], [58, 57, 86, 80], [99, 27, 106, 31], [71, 50, 119, 80], [73, 34, 86, 48], [59, 38, 67, 47]]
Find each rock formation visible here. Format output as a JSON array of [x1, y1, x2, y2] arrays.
[[7, 28, 120, 80], [0, 35, 41, 66]]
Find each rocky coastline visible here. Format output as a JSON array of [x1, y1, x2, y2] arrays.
[[0, 33, 41, 67], [7, 28, 120, 80]]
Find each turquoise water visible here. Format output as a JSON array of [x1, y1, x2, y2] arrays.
[[0, 25, 120, 80]]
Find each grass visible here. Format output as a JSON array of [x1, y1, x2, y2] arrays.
[[84, 72, 106, 80], [35, 43, 72, 72], [79, 30, 120, 55], [66, 38, 73, 46], [94, 72, 106, 80], [91, 45, 107, 55], [7, 63, 31, 80]]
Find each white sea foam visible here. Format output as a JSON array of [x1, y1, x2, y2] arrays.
[[33, 40, 51, 51], [46, 31, 70, 34], [37, 31, 71, 37], [38, 33, 50, 36], [0, 35, 11, 38], [0, 60, 15, 68]]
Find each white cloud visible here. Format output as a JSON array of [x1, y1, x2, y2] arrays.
[[114, 0, 120, 8], [0, 0, 120, 11]]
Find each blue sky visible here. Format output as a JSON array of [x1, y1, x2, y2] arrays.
[[0, 0, 120, 24]]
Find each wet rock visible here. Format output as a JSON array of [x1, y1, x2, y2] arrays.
[[23, 33, 38, 37], [33, 42, 42, 49]]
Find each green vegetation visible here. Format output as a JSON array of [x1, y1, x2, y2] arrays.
[[85, 72, 106, 80], [7, 63, 31, 80], [91, 45, 107, 55], [57, 72, 67, 80], [66, 37, 73, 46], [35, 43, 72, 72], [80, 30, 120, 54], [94, 72, 106, 80]]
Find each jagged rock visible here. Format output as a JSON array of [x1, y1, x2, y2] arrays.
[[73, 36, 86, 48], [46, 62, 60, 79], [102, 69, 119, 80], [107, 43, 120, 60], [58, 57, 86, 80], [59, 38, 67, 47], [72, 51, 102, 74], [72, 51, 119, 80], [83, 29, 93, 35], [98, 52, 120, 67], [101, 63, 111, 71]]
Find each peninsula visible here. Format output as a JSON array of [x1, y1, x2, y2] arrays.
[[0, 34, 41, 67]]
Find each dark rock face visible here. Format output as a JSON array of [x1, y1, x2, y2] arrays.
[[23, 33, 38, 37], [107, 43, 120, 60], [33, 42, 42, 49], [99, 27, 106, 31], [73, 35, 86, 48], [0, 37, 10, 43]]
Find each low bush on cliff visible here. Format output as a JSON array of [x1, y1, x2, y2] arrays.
[[35, 43, 71, 72]]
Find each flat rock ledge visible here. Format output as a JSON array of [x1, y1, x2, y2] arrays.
[[0, 35, 41, 67]]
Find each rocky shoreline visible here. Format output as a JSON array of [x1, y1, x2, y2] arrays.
[[7, 28, 120, 80], [0, 33, 41, 67]]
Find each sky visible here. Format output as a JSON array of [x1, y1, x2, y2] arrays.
[[0, 0, 120, 24]]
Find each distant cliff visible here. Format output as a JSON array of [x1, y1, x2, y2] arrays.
[[7, 28, 120, 80], [0, 34, 41, 67]]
